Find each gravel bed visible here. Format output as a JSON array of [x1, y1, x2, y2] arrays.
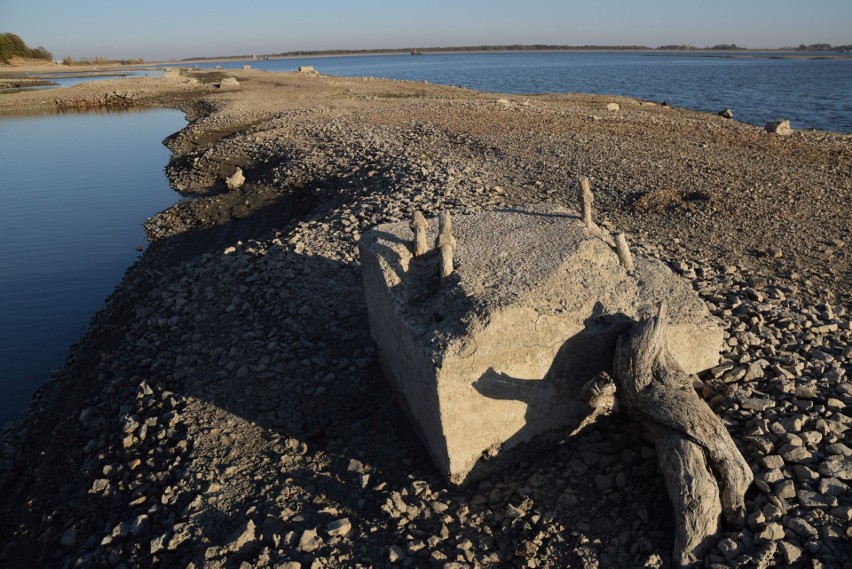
[[0, 69, 849, 568]]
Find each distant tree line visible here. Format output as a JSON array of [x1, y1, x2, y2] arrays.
[[62, 56, 145, 66], [794, 43, 852, 51], [0, 33, 52, 63], [185, 43, 852, 62]]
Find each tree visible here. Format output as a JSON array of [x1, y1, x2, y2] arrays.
[[31, 46, 53, 60], [0, 33, 53, 63]]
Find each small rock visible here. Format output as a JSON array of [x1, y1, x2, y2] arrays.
[[298, 528, 323, 553], [606, 102, 620, 111], [754, 522, 784, 543], [719, 108, 734, 119], [765, 120, 792, 135], [325, 518, 351, 537], [229, 519, 257, 552], [717, 537, 742, 561], [773, 479, 796, 500], [60, 528, 77, 547], [129, 514, 150, 537], [819, 455, 852, 480], [777, 541, 804, 565], [150, 533, 168, 555], [388, 544, 405, 563], [742, 398, 775, 411], [787, 518, 817, 539], [226, 167, 245, 190]]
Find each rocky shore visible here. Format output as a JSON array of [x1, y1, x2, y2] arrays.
[[0, 68, 849, 568]]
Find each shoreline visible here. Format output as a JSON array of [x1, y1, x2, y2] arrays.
[[3, 46, 849, 77], [0, 69, 850, 568]]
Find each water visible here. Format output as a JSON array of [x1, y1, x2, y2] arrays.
[[0, 109, 185, 425], [180, 51, 852, 132], [1, 70, 161, 94]]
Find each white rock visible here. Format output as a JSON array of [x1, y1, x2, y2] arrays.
[[765, 120, 792, 135], [225, 167, 245, 190]]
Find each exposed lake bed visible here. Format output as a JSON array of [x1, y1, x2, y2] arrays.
[[0, 67, 849, 568]]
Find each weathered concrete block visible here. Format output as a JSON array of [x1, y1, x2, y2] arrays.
[[359, 204, 724, 483]]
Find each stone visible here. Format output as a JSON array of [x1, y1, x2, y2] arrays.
[[218, 77, 240, 88], [60, 528, 77, 547], [773, 479, 796, 499], [325, 518, 351, 537], [606, 102, 620, 111], [388, 544, 405, 562], [765, 120, 793, 135], [129, 514, 150, 537], [717, 538, 742, 561], [719, 108, 734, 119], [777, 540, 803, 565], [359, 204, 724, 483], [819, 455, 852, 480], [754, 522, 784, 543], [228, 519, 257, 552], [150, 533, 167, 555], [797, 489, 830, 508], [226, 167, 245, 191], [298, 528, 323, 553], [787, 518, 817, 538]]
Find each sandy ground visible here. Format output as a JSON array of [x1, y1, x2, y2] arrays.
[[0, 68, 849, 568]]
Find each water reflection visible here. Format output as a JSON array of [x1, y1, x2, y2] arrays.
[[0, 108, 185, 425]]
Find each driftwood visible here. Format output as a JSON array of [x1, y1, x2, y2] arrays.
[[612, 302, 753, 568]]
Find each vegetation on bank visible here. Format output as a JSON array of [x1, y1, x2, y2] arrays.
[[0, 33, 52, 64], [61, 56, 145, 66], [0, 34, 145, 66]]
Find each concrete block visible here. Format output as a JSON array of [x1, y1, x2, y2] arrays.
[[358, 204, 724, 483]]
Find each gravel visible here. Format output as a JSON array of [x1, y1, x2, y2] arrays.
[[0, 68, 849, 568]]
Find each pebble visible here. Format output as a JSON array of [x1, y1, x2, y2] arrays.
[[3, 72, 851, 569]]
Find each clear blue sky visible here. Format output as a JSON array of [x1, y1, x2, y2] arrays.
[[2, 0, 850, 61]]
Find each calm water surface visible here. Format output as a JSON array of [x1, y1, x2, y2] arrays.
[[0, 109, 184, 425], [183, 51, 852, 132]]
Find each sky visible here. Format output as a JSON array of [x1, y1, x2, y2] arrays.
[[2, 0, 850, 61]]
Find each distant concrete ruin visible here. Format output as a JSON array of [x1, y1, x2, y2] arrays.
[[359, 203, 725, 484]]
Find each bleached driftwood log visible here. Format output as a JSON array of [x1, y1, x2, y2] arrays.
[[435, 210, 457, 279], [577, 176, 593, 228], [410, 210, 429, 257], [613, 302, 752, 568]]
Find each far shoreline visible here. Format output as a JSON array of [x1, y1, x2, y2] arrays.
[[2, 47, 849, 77]]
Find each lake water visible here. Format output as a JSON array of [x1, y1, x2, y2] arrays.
[[182, 51, 852, 133], [0, 109, 185, 425]]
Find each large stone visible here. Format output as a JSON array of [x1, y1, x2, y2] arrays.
[[225, 167, 245, 190], [358, 204, 724, 483], [765, 119, 793, 135]]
